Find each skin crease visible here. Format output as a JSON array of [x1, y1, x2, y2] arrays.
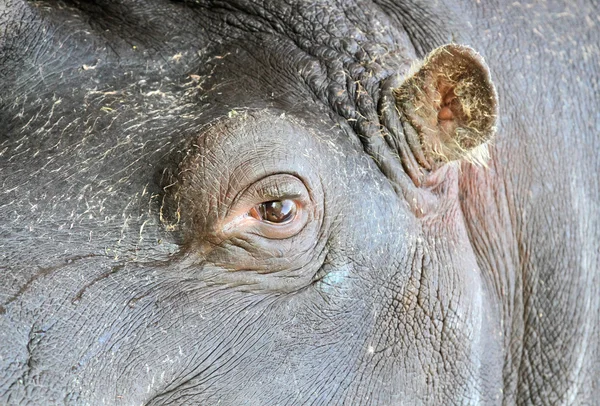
[[0, 0, 598, 405]]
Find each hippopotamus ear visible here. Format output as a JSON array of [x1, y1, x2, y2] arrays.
[[394, 44, 498, 166]]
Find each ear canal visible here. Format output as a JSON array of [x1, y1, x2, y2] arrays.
[[394, 44, 498, 165]]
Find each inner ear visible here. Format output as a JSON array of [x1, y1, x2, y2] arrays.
[[394, 44, 498, 165]]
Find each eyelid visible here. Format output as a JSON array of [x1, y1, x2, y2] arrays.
[[253, 176, 304, 200]]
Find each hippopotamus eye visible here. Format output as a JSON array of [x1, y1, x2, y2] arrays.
[[249, 199, 298, 224], [221, 174, 311, 240]]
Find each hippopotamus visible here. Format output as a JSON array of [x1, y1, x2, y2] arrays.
[[1, 0, 598, 404]]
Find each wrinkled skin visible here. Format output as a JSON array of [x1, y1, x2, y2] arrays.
[[1, 0, 599, 404]]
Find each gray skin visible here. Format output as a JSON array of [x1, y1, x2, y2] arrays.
[[1, 0, 599, 404]]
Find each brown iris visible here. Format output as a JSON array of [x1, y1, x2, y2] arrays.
[[250, 199, 297, 224]]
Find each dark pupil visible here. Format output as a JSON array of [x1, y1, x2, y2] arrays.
[[259, 200, 296, 223]]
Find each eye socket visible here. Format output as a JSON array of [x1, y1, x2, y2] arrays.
[[249, 199, 298, 224]]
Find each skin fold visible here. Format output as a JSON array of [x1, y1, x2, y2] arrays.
[[0, 0, 598, 404]]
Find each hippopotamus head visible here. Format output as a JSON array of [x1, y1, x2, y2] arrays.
[[2, 0, 598, 404]]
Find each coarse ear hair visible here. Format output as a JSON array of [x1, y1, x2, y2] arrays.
[[394, 44, 498, 167]]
